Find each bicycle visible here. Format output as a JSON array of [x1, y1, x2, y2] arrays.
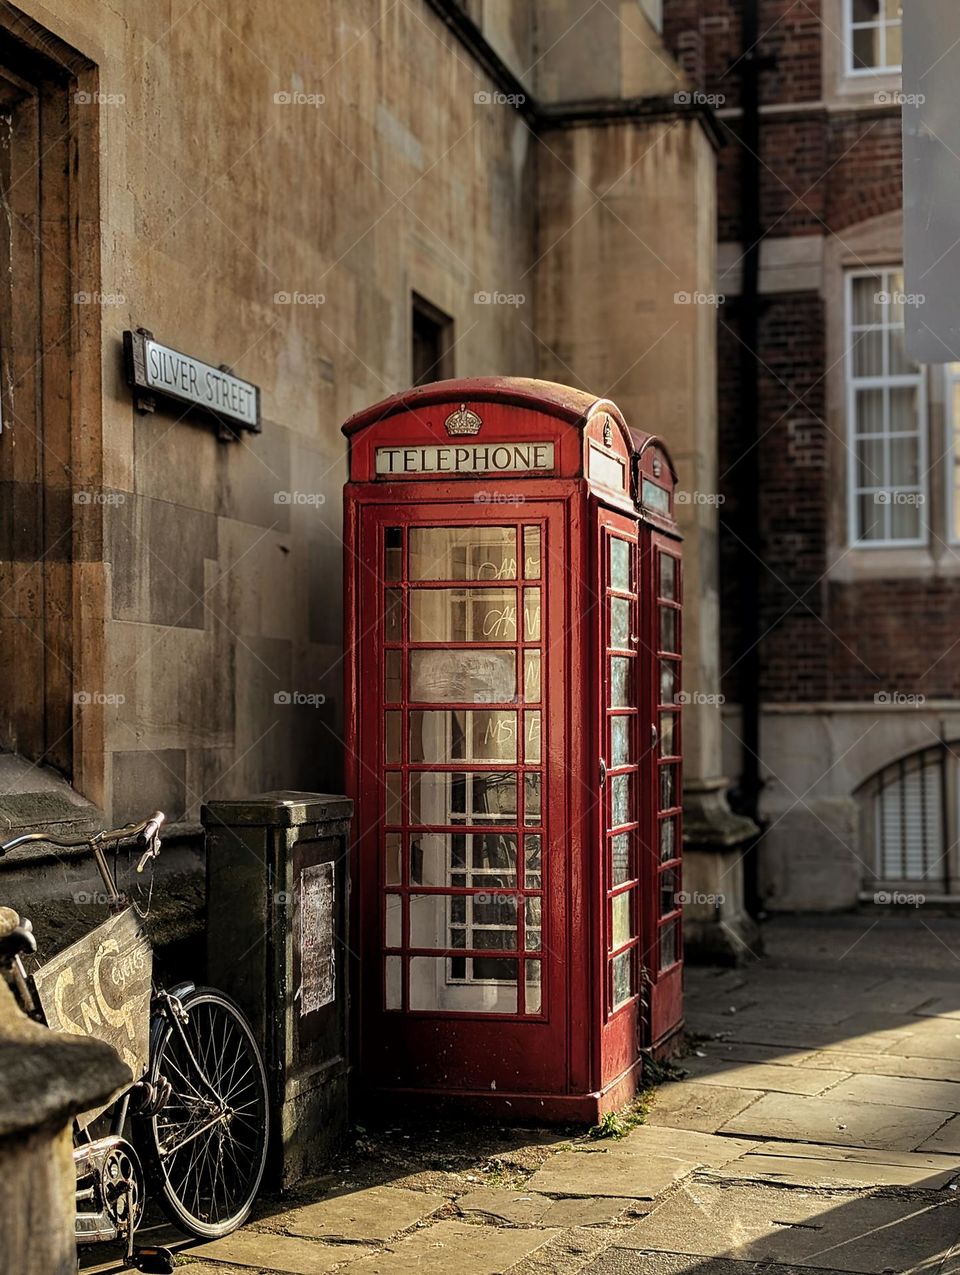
[[0, 811, 269, 1274]]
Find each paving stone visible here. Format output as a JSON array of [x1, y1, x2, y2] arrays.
[[257, 1184, 446, 1241], [825, 1073, 960, 1113], [582, 1254, 857, 1275], [799, 1050, 960, 1082], [691, 1012, 911, 1054], [524, 1146, 698, 1199], [509, 1225, 629, 1275], [679, 1057, 848, 1096], [686, 1041, 816, 1066], [918, 1115, 960, 1154], [616, 1125, 760, 1166], [457, 1188, 637, 1227], [892, 1022, 960, 1061], [614, 1181, 960, 1271], [721, 1092, 948, 1150], [646, 1081, 763, 1132], [188, 1230, 371, 1273], [712, 1140, 960, 1189], [344, 1220, 561, 1274]]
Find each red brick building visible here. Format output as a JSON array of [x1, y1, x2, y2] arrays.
[[663, 2, 960, 910]]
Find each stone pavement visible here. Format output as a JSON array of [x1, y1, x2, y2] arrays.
[[82, 914, 960, 1274]]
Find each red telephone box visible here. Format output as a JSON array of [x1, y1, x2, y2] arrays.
[[342, 378, 682, 1122]]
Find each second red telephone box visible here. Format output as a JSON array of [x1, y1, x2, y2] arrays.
[[343, 377, 682, 1122]]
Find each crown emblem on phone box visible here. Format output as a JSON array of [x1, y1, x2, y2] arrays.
[[444, 403, 482, 436]]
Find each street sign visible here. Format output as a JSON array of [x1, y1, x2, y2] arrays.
[[124, 328, 261, 435]]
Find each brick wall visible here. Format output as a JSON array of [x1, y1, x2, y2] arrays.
[[667, 0, 950, 708]]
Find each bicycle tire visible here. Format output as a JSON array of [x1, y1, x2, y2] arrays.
[[136, 986, 269, 1240]]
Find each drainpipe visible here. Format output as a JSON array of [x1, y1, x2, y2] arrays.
[[732, 0, 771, 912]]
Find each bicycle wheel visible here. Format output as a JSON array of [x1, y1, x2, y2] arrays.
[[137, 986, 269, 1239]]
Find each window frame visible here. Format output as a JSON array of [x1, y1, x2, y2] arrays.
[[843, 0, 902, 77], [943, 364, 960, 546], [844, 267, 929, 549]]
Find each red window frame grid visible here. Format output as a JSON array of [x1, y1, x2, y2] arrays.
[[655, 544, 682, 975]]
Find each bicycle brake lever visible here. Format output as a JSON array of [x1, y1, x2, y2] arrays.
[[136, 811, 165, 873]]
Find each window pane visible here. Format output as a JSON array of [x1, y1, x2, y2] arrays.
[[408, 832, 518, 887], [853, 0, 879, 21], [612, 892, 633, 948], [853, 332, 883, 378], [611, 597, 631, 649], [524, 651, 541, 703], [410, 956, 517, 1011], [525, 897, 542, 950], [660, 764, 678, 811], [385, 649, 402, 702], [611, 773, 633, 827], [525, 773, 542, 825], [385, 832, 402, 885], [385, 894, 402, 947], [410, 772, 518, 825], [659, 712, 676, 757], [857, 493, 885, 541], [611, 832, 631, 885], [660, 659, 677, 705], [660, 606, 678, 653], [661, 867, 678, 916], [384, 589, 402, 641], [410, 649, 516, 703], [411, 891, 517, 951], [523, 527, 541, 579], [385, 711, 402, 763], [884, 21, 901, 67], [611, 656, 632, 707], [410, 527, 517, 581], [524, 588, 541, 641], [524, 834, 541, 888], [611, 715, 632, 767], [889, 386, 919, 434], [857, 437, 885, 487], [889, 328, 917, 377], [854, 386, 884, 433], [385, 773, 403, 824], [525, 961, 542, 1013], [660, 553, 677, 600], [612, 950, 633, 1008], [891, 499, 921, 541], [410, 709, 517, 762], [889, 436, 919, 487], [410, 588, 516, 642], [384, 527, 403, 581], [660, 918, 680, 969], [385, 956, 402, 1009], [852, 23, 880, 68], [610, 537, 631, 591], [525, 711, 541, 762], [660, 817, 677, 862]]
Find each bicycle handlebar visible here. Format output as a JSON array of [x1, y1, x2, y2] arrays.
[[0, 811, 166, 859]]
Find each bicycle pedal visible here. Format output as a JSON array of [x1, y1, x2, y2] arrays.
[[129, 1246, 175, 1274]]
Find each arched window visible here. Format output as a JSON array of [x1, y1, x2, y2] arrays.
[[857, 746, 948, 886]]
